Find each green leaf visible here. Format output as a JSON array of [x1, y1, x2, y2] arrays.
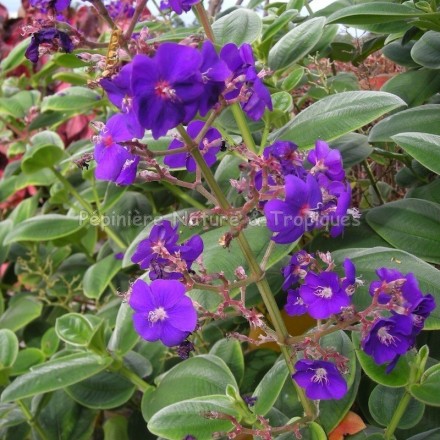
[[366, 199, 440, 264], [141, 354, 238, 420], [21, 131, 66, 173], [41, 87, 102, 113], [1, 353, 112, 402], [147, 395, 238, 440], [0, 329, 19, 369], [410, 363, 440, 407], [330, 133, 373, 167], [281, 66, 305, 91], [0, 296, 43, 332], [212, 9, 262, 46], [272, 91, 406, 148], [55, 314, 94, 347], [411, 31, 440, 69], [107, 303, 139, 356], [369, 385, 425, 428], [83, 254, 122, 299], [41, 328, 60, 358], [252, 360, 289, 416], [38, 390, 97, 440], [407, 428, 440, 439], [407, 179, 440, 204], [0, 91, 40, 119], [262, 9, 298, 42], [381, 69, 440, 107], [382, 40, 419, 68], [327, 3, 421, 25], [66, 371, 135, 409], [391, 133, 440, 175], [352, 331, 411, 387], [0, 37, 31, 73], [333, 247, 440, 329], [210, 339, 244, 385], [10, 348, 45, 376], [4, 214, 84, 244], [369, 105, 440, 142], [268, 17, 326, 71]]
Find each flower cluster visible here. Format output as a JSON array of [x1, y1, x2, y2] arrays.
[[159, 0, 200, 14], [131, 220, 203, 280], [25, 28, 74, 63], [283, 251, 356, 319], [29, 0, 70, 14], [263, 140, 353, 244], [362, 268, 435, 372]]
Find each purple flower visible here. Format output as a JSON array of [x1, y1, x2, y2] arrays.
[[263, 140, 305, 177], [106, 0, 136, 20], [100, 63, 133, 110], [299, 271, 351, 319], [410, 294, 436, 335], [25, 28, 74, 63], [132, 220, 180, 270], [199, 41, 231, 116], [132, 220, 203, 279], [285, 289, 307, 316], [131, 44, 204, 139], [292, 359, 347, 400], [164, 121, 222, 172], [220, 43, 272, 120], [30, 0, 70, 13], [94, 113, 141, 186], [341, 258, 356, 294], [160, 0, 200, 14], [282, 250, 313, 290], [129, 279, 197, 347], [307, 140, 345, 182], [362, 314, 414, 365], [264, 174, 322, 244]]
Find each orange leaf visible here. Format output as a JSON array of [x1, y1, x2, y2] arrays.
[[329, 411, 366, 440]]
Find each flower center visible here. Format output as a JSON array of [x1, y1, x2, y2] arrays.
[[377, 326, 398, 346], [155, 80, 177, 100], [312, 367, 329, 384], [315, 286, 333, 299], [103, 134, 113, 147], [148, 307, 168, 324]]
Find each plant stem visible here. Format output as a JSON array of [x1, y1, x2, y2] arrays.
[[118, 364, 153, 393], [384, 391, 411, 440], [231, 103, 258, 154], [17, 400, 49, 440], [259, 120, 271, 155], [124, 0, 148, 40], [194, 3, 216, 42], [362, 159, 385, 205], [50, 167, 127, 249], [162, 181, 206, 210], [180, 125, 316, 419]]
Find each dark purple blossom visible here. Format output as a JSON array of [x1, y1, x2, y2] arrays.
[[410, 294, 436, 335], [292, 359, 348, 400], [160, 0, 200, 14], [129, 279, 197, 347], [282, 250, 313, 290], [106, 0, 136, 20], [176, 340, 195, 359], [263, 140, 305, 177], [164, 121, 222, 172], [25, 28, 74, 63], [341, 258, 356, 294], [131, 44, 204, 139], [132, 220, 203, 279], [30, 0, 70, 13], [307, 139, 345, 182], [264, 174, 322, 244], [362, 314, 414, 366], [199, 41, 231, 116], [220, 43, 272, 120], [299, 271, 351, 319], [100, 63, 133, 110], [285, 289, 307, 316], [94, 113, 141, 186]]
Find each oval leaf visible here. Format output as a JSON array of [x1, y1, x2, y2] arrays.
[[409, 364, 440, 407], [1, 353, 112, 402], [0, 329, 19, 369], [366, 199, 440, 264], [272, 91, 406, 148], [268, 17, 326, 71], [55, 314, 94, 347], [212, 9, 262, 46], [83, 254, 122, 299], [391, 132, 440, 175], [411, 31, 440, 69]]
